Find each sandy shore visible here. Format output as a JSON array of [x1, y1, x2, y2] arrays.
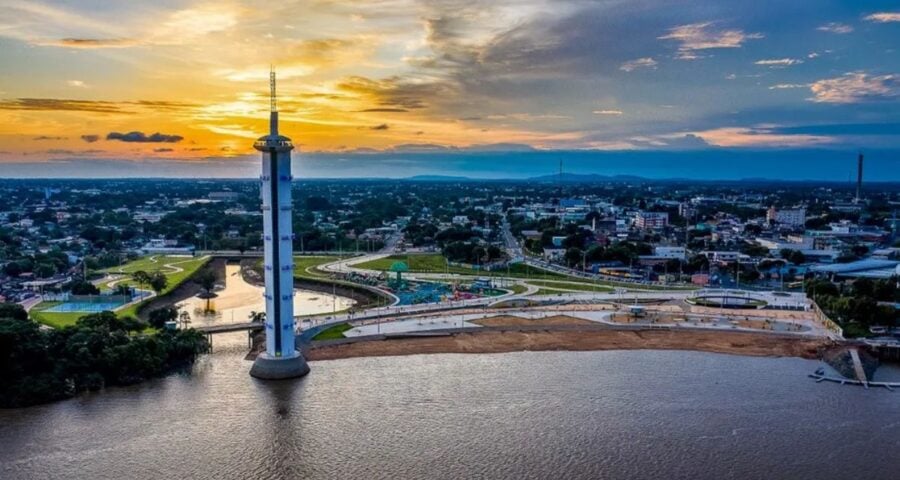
[[306, 327, 830, 361]]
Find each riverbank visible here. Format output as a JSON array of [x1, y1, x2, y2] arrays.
[[306, 326, 830, 361]]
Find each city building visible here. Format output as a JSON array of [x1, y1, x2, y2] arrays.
[[635, 211, 668, 230], [767, 207, 806, 227]]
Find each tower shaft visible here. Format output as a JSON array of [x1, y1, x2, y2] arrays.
[[260, 148, 295, 357]]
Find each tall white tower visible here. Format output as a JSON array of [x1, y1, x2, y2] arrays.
[[249, 68, 310, 380]]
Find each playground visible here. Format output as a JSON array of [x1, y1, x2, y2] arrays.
[[382, 261, 504, 305]]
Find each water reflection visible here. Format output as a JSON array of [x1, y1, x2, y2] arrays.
[[176, 264, 354, 349]]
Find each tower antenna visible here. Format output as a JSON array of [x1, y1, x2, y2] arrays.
[[270, 65, 277, 113], [268, 66, 279, 136]]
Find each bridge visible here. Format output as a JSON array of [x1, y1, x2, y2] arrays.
[[196, 321, 264, 334], [194, 250, 368, 258], [196, 321, 264, 351]]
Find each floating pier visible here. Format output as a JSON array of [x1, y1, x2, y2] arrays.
[[808, 373, 899, 391]]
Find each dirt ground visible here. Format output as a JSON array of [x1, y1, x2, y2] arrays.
[[306, 328, 829, 361], [471, 315, 597, 327]]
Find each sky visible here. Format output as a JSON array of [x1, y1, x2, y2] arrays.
[[0, 0, 898, 179]]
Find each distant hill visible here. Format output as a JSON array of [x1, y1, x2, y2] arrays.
[[528, 172, 649, 183], [404, 175, 474, 182]]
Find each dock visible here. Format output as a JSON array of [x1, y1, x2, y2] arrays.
[[809, 373, 899, 391], [849, 348, 869, 389]]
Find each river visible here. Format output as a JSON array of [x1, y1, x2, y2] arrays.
[[1, 347, 899, 479]]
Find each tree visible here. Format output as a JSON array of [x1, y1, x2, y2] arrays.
[[179, 310, 191, 329], [852, 278, 875, 298], [780, 249, 805, 265], [70, 280, 100, 296], [3, 261, 23, 277], [194, 269, 217, 312], [148, 272, 168, 295], [0, 303, 28, 321], [851, 244, 869, 257], [196, 269, 216, 294], [148, 307, 179, 329], [741, 243, 769, 258], [119, 316, 148, 333], [113, 283, 132, 297], [132, 270, 150, 297], [564, 247, 584, 269], [0, 311, 208, 408], [248, 311, 265, 323]]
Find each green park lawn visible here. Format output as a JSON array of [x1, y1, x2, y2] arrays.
[[32, 255, 211, 328], [525, 280, 615, 293], [28, 302, 83, 329], [354, 254, 569, 279], [529, 288, 569, 296], [312, 323, 352, 340], [505, 283, 529, 294], [102, 255, 210, 296], [292, 255, 340, 279]]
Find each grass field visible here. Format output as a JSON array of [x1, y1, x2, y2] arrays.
[[529, 288, 569, 296], [354, 254, 568, 279], [525, 280, 615, 293], [28, 302, 82, 329], [293, 255, 340, 279], [32, 255, 211, 328], [506, 284, 529, 294], [312, 323, 352, 340], [103, 256, 210, 296]]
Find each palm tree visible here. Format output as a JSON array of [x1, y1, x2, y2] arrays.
[[179, 310, 191, 329], [195, 269, 217, 312], [132, 270, 150, 299]]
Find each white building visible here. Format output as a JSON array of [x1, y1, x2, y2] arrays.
[[653, 246, 686, 260], [767, 207, 806, 227]]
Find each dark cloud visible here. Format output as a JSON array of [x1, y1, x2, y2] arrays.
[[0, 98, 198, 114], [106, 131, 184, 143], [0, 98, 130, 114], [45, 149, 104, 155], [126, 100, 199, 110], [46, 38, 136, 48], [370, 124, 390, 130], [357, 108, 408, 113], [336, 76, 451, 110], [33, 136, 66, 141], [80, 134, 100, 143], [153, 148, 174, 152]]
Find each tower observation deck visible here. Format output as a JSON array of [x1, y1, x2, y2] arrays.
[[249, 68, 310, 380]]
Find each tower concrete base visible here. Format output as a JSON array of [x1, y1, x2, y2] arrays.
[[249, 352, 310, 380]]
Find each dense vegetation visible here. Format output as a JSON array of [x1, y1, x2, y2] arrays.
[[0, 305, 208, 408], [806, 277, 900, 337]]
